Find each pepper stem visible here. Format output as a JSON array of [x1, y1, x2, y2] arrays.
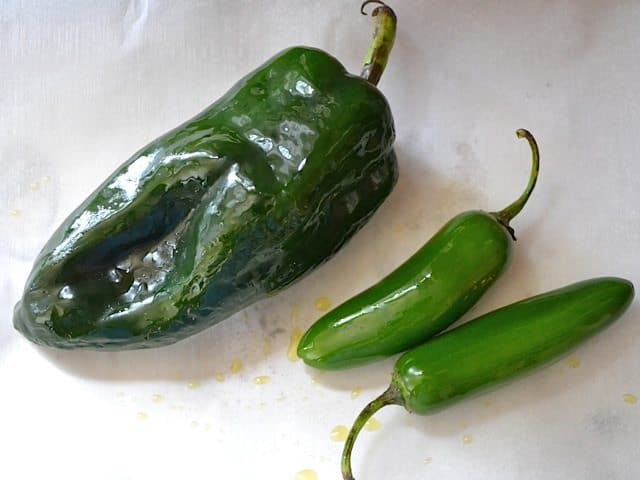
[[491, 129, 540, 241], [360, 1, 397, 85], [341, 384, 403, 480]]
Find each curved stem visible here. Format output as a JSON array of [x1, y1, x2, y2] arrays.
[[491, 128, 540, 241], [360, 1, 397, 85], [341, 384, 403, 480]]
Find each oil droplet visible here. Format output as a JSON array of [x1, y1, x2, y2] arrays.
[[136, 412, 148, 421], [567, 356, 581, 368], [623, 393, 638, 405], [9, 208, 21, 217], [287, 328, 303, 361], [204, 422, 211, 431], [424, 457, 433, 464], [364, 417, 381, 432], [230, 358, 243, 374], [263, 337, 273, 355], [30, 181, 40, 191], [392, 223, 404, 233], [314, 297, 331, 311], [483, 399, 492, 407], [214, 372, 225, 382], [151, 394, 164, 403], [351, 388, 362, 399], [291, 304, 300, 326], [187, 380, 201, 389], [463, 434, 473, 444], [330, 425, 349, 442], [294, 470, 317, 480], [43, 175, 51, 183], [191, 420, 199, 428], [254, 375, 271, 385]]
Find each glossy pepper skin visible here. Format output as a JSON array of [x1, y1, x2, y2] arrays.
[[298, 129, 539, 370], [13, 46, 397, 350], [342, 277, 635, 479]]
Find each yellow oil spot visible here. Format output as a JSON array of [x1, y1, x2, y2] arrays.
[[151, 394, 164, 404], [483, 399, 492, 407], [254, 375, 271, 385], [190, 420, 199, 428], [567, 356, 581, 368], [330, 425, 349, 442], [351, 388, 362, 399], [30, 182, 40, 191], [214, 372, 225, 382], [392, 223, 404, 233], [291, 304, 300, 326], [204, 422, 211, 431], [43, 175, 51, 182], [230, 358, 243, 374], [263, 337, 273, 355], [187, 380, 201, 389], [463, 434, 473, 444], [287, 328, 303, 361], [623, 393, 638, 405], [295, 470, 317, 480], [314, 297, 332, 311], [136, 412, 148, 421], [424, 457, 433, 464], [9, 208, 21, 217], [364, 417, 381, 432]]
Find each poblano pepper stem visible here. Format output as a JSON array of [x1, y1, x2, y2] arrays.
[[491, 128, 540, 240], [341, 385, 402, 480], [360, 1, 397, 85]]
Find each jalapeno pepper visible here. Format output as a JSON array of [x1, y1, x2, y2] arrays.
[[13, 2, 398, 350], [298, 129, 540, 369], [341, 277, 634, 480]]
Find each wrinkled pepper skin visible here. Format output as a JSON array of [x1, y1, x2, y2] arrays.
[[13, 47, 398, 350]]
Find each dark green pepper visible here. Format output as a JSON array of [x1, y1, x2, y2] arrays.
[[298, 129, 540, 369], [341, 277, 635, 480], [13, 3, 399, 350]]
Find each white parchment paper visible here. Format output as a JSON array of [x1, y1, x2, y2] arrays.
[[1, 1, 639, 479]]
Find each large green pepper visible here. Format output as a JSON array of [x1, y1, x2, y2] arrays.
[[13, 3, 399, 350]]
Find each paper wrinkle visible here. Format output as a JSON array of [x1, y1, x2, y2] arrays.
[[121, 0, 150, 51]]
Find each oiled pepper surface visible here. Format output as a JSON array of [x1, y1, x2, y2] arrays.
[[14, 47, 397, 349]]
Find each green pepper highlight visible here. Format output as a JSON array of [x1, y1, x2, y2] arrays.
[[341, 277, 635, 480], [13, 3, 399, 350], [298, 129, 540, 370]]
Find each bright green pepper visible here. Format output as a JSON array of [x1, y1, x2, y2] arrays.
[[13, 3, 398, 350], [298, 129, 540, 369], [341, 277, 635, 480]]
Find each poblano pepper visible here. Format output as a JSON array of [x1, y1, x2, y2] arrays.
[[13, 2, 399, 350]]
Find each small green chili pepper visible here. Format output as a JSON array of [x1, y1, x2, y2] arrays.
[[297, 129, 540, 370], [341, 277, 634, 480]]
